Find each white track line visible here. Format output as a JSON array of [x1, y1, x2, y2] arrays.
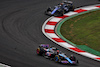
[[0, 63, 10, 67]]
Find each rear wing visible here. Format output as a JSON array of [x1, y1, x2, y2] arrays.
[[40, 44, 49, 48]]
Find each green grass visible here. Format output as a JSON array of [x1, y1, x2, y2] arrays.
[[60, 10, 100, 52]]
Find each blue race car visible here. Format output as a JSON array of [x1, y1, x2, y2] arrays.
[[54, 52, 79, 65], [45, 0, 74, 16], [37, 44, 79, 65]]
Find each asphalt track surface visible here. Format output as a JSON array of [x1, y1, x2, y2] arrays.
[[0, 0, 100, 67]]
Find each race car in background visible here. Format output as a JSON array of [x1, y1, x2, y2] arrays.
[[45, 0, 74, 16]]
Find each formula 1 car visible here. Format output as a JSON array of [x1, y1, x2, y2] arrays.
[[54, 52, 79, 65], [36, 44, 59, 59], [45, 0, 74, 16], [37, 44, 79, 65]]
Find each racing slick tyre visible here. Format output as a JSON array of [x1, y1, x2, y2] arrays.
[[36, 48, 41, 55], [44, 7, 53, 16], [69, 55, 76, 61], [76, 60, 79, 64], [37, 47, 45, 55], [44, 11, 53, 16], [44, 11, 47, 15], [47, 7, 52, 12], [68, 5, 75, 11], [54, 55, 60, 63]]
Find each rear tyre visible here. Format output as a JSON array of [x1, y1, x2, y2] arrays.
[[69, 5, 75, 11], [76, 60, 79, 64], [54, 55, 60, 63], [36, 48, 40, 55]]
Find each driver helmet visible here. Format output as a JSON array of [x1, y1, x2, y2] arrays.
[[59, 51, 62, 54], [60, 3, 64, 6], [56, 50, 59, 54], [64, 0, 67, 3], [67, 1, 73, 4], [45, 46, 48, 49], [70, 55, 74, 58], [52, 47, 56, 50]]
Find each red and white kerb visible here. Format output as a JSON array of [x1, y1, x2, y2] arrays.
[[43, 4, 100, 61]]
